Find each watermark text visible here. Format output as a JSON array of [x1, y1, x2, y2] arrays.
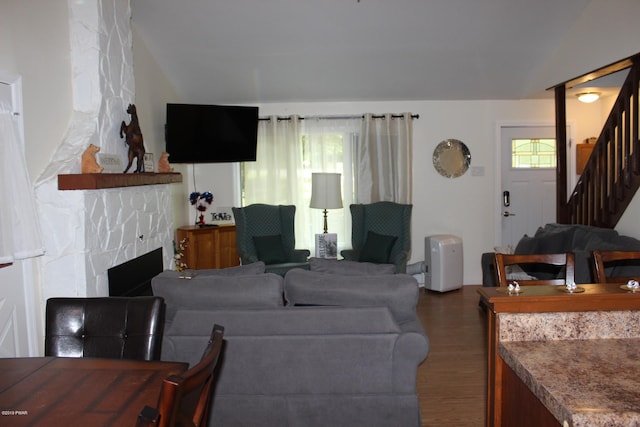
[[2, 410, 29, 416]]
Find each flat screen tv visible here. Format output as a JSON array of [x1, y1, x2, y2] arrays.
[[165, 103, 259, 163]]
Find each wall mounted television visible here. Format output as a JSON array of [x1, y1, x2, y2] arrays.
[[165, 103, 259, 163]]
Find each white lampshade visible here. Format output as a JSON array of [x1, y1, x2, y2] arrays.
[[310, 173, 343, 209]]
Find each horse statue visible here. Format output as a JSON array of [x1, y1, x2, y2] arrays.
[[120, 104, 146, 173]]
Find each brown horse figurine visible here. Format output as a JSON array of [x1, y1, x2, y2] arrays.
[[120, 104, 146, 173]]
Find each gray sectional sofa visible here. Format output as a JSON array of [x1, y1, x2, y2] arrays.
[[151, 259, 429, 427], [481, 223, 640, 286]]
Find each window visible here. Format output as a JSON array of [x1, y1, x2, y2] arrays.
[[511, 138, 557, 169], [241, 117, 361, 254]]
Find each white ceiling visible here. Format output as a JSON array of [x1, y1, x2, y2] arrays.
[[131, 0, 595, 104]]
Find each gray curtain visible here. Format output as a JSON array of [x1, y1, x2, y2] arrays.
[[356, 113, 413, 203]]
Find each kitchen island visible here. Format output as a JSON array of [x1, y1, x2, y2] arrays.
[[478, 284, 640, 426]]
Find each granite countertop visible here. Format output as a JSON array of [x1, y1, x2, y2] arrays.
[[500, 338, 640, 427]]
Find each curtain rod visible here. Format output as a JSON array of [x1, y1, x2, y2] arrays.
[[258, 113, 419, 121]]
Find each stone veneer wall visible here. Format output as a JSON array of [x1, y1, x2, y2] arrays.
[[34, 0, 174, 301], [37, 183, 173, 299]]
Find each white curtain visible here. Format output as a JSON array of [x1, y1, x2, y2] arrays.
[[243, 116, 306, 241], [0, 103, 44, 264], [357, 113, 413, 203]]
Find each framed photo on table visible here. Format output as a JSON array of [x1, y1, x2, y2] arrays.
[[315, 233, 338, 259]]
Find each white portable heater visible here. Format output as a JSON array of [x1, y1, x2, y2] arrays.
[[424, 235, 463, 292]]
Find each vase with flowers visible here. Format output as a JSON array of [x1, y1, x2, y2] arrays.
[[189, 191, 214, 226]]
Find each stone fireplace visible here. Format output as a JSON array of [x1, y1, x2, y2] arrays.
[[33, 1, 179, 302], [36, 179, 176, 300], [108, 247, 163, 297]]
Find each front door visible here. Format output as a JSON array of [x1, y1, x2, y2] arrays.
[[500, 125, 557, 249], [0, 75, 39, 357]]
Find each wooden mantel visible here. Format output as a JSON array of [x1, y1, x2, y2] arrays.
[[58, 172, 182, 190]]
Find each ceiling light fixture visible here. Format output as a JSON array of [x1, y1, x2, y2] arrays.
[[577, 92, 600, 103]]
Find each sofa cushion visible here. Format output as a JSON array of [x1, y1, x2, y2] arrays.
[[359, 231, 397, 264], [283, 268, 419, 326], [253, 234, 288, 264], [151, 273, 284, 321], [156, 262, 266, 278], [491, 246, 536, 280], [308, 257, 395, 275], [165, 307, 401, 338], [506, 264, 538, 281], [195, 261, 265, 276]]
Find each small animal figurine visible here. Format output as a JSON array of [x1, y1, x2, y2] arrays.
[[81, 144, 104, 174], [157, 151, 174, 172], [120, 104, 146, 173]]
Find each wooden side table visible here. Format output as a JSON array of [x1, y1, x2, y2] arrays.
[[176, 225, 240, 270]]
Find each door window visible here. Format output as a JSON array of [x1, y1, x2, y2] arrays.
[[511, 138, 556, 169]]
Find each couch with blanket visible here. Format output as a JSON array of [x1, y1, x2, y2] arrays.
[[481, 223, 640, 286], [151, 259, 429, 427]]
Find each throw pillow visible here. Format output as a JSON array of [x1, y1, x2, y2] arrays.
[[359, 231, 397, 264], [253, 235, 288, 264]]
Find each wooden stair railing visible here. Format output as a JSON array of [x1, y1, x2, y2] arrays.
[[555, 53, 640, 228]]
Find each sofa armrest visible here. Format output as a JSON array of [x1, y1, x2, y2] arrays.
[[393, 331, 430, 392], [391, 250, 410, 273], [238, 251, 260, 264], [291, 249, 311, 262], [340, 248, 358, 261], [481, 252, 496, 287]]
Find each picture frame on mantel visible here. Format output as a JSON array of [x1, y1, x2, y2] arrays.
[[97, 153, 123, 174], [143, 153, 154, 172]]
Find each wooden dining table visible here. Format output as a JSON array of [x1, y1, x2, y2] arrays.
[[0, 356, 188, 426]]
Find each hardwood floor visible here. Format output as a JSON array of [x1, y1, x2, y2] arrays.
[[416, 285, 487, 427]]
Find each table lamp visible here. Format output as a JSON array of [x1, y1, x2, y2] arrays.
[[310, 172, 342, 233]]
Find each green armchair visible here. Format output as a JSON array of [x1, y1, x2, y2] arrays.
[[232, 204, 310, 276], [341, 202, 413, 273]]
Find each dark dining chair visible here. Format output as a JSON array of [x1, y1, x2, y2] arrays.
[[592, 250, 640, 283], [44, 296, 165, 361], [136, 324, 225, 427], [494, 252, 576, 286]]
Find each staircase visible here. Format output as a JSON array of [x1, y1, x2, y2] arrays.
[[554, 53, 640, 228]]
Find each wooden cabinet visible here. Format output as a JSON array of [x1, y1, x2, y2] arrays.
[[176, 225, 239, 270], [576, 143, 595, 174]]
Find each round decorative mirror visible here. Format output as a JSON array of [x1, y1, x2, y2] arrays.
[[432, 139, 471, 178]]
